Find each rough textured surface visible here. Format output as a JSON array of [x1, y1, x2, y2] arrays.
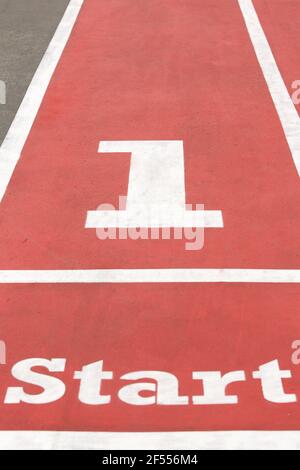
[[0, 0, 69, 143], [0, 0, 300, 450]]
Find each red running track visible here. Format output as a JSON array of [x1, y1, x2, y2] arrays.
[[0, 0, 300, 442]]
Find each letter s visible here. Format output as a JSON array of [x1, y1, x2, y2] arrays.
[[4, 358, 66, 404]]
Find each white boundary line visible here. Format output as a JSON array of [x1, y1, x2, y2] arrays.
[[0, 268, 300, 283], [0, 0, 84, 203], [0, 431, 299, 450], [238, 0, 300, 176]]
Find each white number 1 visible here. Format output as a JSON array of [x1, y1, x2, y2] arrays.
[[85, 140, 223, 228]]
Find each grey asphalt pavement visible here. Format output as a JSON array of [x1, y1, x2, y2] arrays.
[[0, 0, 69, 144]]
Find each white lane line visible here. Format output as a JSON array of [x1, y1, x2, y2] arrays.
[[0, 268, 300, 283], [0, 0, 84, 203], [0, 431, 299, 450], [238, 0, 300, 176]]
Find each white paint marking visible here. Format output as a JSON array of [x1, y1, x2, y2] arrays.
[[0, 269, 300, 283], [238, 0, 300, 176], [86, 210, 223, 228], [86, 141, 223, 228], [0, 0, 84, 203], [0, 431, 299, 450]]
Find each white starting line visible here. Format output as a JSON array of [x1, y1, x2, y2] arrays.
[[0, 268, 300, 283], [0, 430, 299, 450]]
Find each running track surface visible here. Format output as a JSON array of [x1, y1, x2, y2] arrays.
[[0, 0, 300, 449]]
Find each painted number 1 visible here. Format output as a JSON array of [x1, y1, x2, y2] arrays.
[[86, 140, 223, 229]]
